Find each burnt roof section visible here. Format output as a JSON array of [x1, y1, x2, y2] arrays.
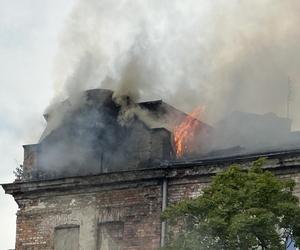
[[22, 89, 178, 180], [138, 99, 163, 110], [42, 89, 213, 136], [138, 99, 213, 131]]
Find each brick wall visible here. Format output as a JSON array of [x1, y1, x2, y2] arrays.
[[4, 151, 300, 250], [14, 185, 162, 250]]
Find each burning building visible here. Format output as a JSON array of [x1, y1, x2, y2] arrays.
[[19, 89, 213, 181], [3, 89, 300, 250]]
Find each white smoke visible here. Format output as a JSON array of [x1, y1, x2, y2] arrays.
[[51, 0, 300, 128], [26, 0, 300, 177]]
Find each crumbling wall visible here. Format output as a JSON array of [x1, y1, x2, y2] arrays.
[[22, 144, 39, 180], [6, 151, 300, 250], [14, 185, 162, 250], [14, 173, 300, 250]]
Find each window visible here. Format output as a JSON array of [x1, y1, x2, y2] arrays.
[[97, 222, 124, 250], [54, 225, 79, 250]]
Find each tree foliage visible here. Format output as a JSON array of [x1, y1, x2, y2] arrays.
[[161, 159, 300, 249]]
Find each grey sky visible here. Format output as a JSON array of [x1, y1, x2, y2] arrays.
[[0, 1, 75, 248]]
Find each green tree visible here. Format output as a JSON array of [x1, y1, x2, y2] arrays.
[[161, 159, 300, 250]]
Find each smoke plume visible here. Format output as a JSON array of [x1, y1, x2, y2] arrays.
[[35, 0, 300, 170], [19, 0, 300, 181], [51, 0, 300, 129]]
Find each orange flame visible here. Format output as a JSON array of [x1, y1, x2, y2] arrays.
[[173, 107, 205, 158]]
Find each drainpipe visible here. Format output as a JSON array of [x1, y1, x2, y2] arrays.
[[160, 178, 168, 247]]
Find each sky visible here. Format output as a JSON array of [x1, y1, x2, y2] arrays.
[[0, 1, 75, 248]]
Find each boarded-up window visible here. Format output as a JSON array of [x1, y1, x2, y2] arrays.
[[54, 225, 79, 250], [97, 222, 124, 250]]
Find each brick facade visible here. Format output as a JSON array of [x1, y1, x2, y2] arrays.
[[3, 150, 300, 250], [14, 186, 162, 250]]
